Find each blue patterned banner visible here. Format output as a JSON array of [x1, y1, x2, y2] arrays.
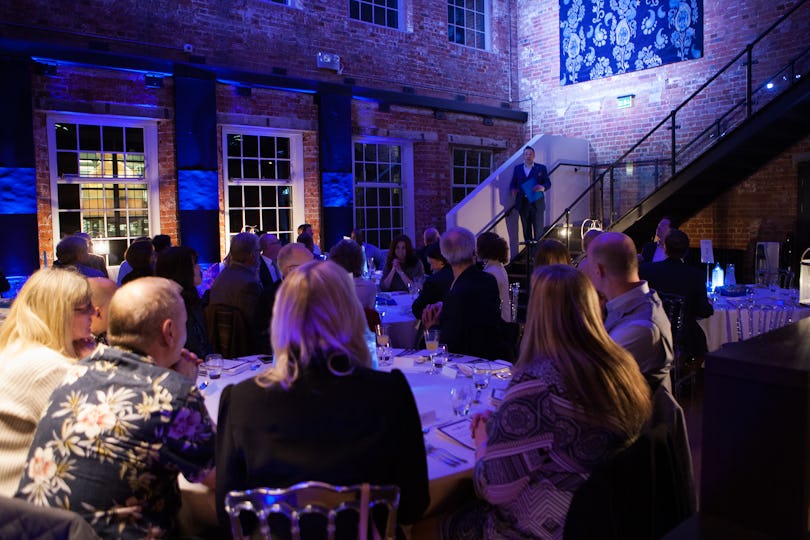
[[560, 0, 703, 85]]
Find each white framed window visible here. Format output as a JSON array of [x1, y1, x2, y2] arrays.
[[448, 0, 488, 50], [350, 0, 402, 30], [451, 147, 493, 204], [48, 114, 159, 266], [222, 126, 305, 248], [353, 138, 414, 250]]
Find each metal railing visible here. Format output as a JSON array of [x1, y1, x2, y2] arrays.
[[494, 0, 810, 259]]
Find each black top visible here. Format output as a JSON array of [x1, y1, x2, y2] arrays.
[[215, 364, 430, 534], [411, 265, 454, 319]]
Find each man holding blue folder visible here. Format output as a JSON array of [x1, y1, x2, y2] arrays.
[[510, 146, 551, 242]]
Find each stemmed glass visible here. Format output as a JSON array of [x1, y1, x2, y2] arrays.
[[472, 361, 491, 403], [424, 329, 440, 373]]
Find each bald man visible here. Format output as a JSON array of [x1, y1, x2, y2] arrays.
[[15, 277, 215, 538], [584, 232, 674, 391], [277, 242, 316, 278], [87, 277, 117, 344]]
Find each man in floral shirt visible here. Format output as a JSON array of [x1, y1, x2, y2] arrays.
[[15, 277, 215, 539]]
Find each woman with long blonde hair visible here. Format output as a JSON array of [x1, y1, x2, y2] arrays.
[[0, 267, 95, 496], [215, 260, 429, 535], [445, 264, 651, 540]]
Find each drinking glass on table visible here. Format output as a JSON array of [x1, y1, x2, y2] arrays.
[[205, 353, 223, 380], [450, 378, 475, 416], [375, 324, 391, 347], [431, 344, 448, 374], [377, 342, 393, 367], [424, 329, 440, 372], [472, 361, 492, 403]]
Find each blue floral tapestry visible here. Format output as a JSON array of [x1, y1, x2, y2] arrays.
[[560, 0, 703, 86]]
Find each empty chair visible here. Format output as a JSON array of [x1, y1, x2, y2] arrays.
[[224, 481, 400, 540]]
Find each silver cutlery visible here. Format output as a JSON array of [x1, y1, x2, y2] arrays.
[[425, 443, 467, 465]]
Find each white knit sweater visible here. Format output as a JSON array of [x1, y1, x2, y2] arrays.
[[0, 344, 73, 497]]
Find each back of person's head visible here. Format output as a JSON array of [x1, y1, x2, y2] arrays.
[[297, 232, 315, 253], [520, 264, 651, 436], [297, 223, 313, 235], [350, 229, 366, 245], [423, 227, 440, 245], [664, 229, 690, 260], [88, 277, 117, 335], [152, 234, 172, 254], [259, 260, 371, 389], [588, 232, 638, 279], [440, 227, 476, 266], [534, 239, 571, 267], [259, 233, 281, 255], [425, 242, 447, 267], [155, 246, 199, 304], [229, 232, 259, 265], [125, 239, 154, 272], [73, 232, 93, 249], [582, 228, 603, 252], [108, 277, 184, 353], [0, 268, 90, 358], [476, 232, 509, 264], [277, 243, 315, 277], [55, 235, 89, 265], [329, 239, 364, 277]]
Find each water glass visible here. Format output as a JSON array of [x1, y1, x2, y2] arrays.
[[472, 361, 491, 401], [450, 379, 475, 416], [377, 342, 393, 367], [205, 353, 223, 379], [431, 344, 448, 374]]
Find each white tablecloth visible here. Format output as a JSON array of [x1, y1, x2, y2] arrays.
[[378, 292, 420, 348], [699, 286, 810, 351]]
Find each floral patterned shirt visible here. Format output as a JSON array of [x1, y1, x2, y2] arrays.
[[15, 347, 215, 539]]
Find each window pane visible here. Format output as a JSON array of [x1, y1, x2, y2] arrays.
[[229, 186, 243, 207], [79, 125, 101, 151], [229, 210, 243, 233], [108, 239, 127, 266], [59, 211, 80, 236], [58, 183, 81, 209], [262, 209, 277, 231], [261, 159, 275, 179], [243, 135, 259, 157], [103, 126, 124, 152], [260, 136, 275, 157], [227, 134, 242, 157], [244, 209, 260, 229], [57, 152, 78, 176], [243, 159, 259, 179], [277, 161, 291, 180], [244, 186, 260, 207], [279, 209, 291, 232], [228, 159, 242, 179], [276, 138, 289, 159], [125, 128, 144, 152], [55, 123, 77, 149], [278, 187, 291, 207], [261, 186, 277, 207]]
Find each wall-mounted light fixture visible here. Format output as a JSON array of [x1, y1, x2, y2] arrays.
[[617, 94, 635, 109]]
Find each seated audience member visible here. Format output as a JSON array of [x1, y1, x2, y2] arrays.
[[156, 246, 213, 358], [15, 277, 215, 538], [534, 238, 571, 267], [87, 277, 117, 345], [351, 228, 384, 273], [120, 239, 154, 284], [0, 268, 94, 496], [297, 223, 322, 258], [477, 232, 511, 321], [584, 232, 674, 391], [296, 231, 316, 255], [443, 265, 651, 539], [381, 234, 424, 292], [215, 260, 429, 535], [640, 217, 673, 264], [412, 243, 453, 320], [258, 233, 283, 291], [277, 242, 318, 279], [52, 236, 106, 278], [422, 227, 510, 361], [208, 232, 271, 355], [152, 234, 172, 256], [416, 227, 440, 275], [116, 236, 150, 285], [640, 229, 714, 359], [329, 239, 376, 309], [575, 228, 603, 273], [74, 232, 109, 278]]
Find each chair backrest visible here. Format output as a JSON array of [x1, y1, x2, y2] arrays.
[[657, 292, 686, 357], [206, 303, 249, 358], [224, 481, 400, 540], [363, 307, 382, 333]]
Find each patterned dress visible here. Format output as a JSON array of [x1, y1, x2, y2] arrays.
[[447, 359, 628, 540], [15, 347, 215, 539]]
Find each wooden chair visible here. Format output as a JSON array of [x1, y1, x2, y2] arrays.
[[224, 481, 400, 540], [206, 303, 249, 359]]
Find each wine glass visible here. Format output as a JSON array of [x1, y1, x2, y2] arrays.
[[472, 361, 491, 403]]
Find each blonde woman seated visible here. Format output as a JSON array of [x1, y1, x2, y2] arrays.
[[216, 260, 429, 536], [0, 268, 95, 496], [443, 265, 651, 539]]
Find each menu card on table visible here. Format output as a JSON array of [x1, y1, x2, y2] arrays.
[[437, 418, 475, 450]]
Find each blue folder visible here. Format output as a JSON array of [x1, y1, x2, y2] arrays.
[[521, 178, 545, 203]]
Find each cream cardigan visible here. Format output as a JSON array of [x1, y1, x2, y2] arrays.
[[0, 344, 73, 496]]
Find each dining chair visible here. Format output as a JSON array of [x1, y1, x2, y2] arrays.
[[363, 307, 382, 333], [658, 293, 691, 398], [206, 303, 249, 358], [224, 481, 400, 540]]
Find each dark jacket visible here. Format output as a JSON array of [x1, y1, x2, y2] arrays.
[[215, 365, 430, 535], [411, 265, 453, 319], [509, 162, 551, 212]]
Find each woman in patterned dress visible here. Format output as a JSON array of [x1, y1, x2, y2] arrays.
[[445, 264, 651, 539]]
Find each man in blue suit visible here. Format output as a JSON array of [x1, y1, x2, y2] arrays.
[[509, 146, 551, 241]]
